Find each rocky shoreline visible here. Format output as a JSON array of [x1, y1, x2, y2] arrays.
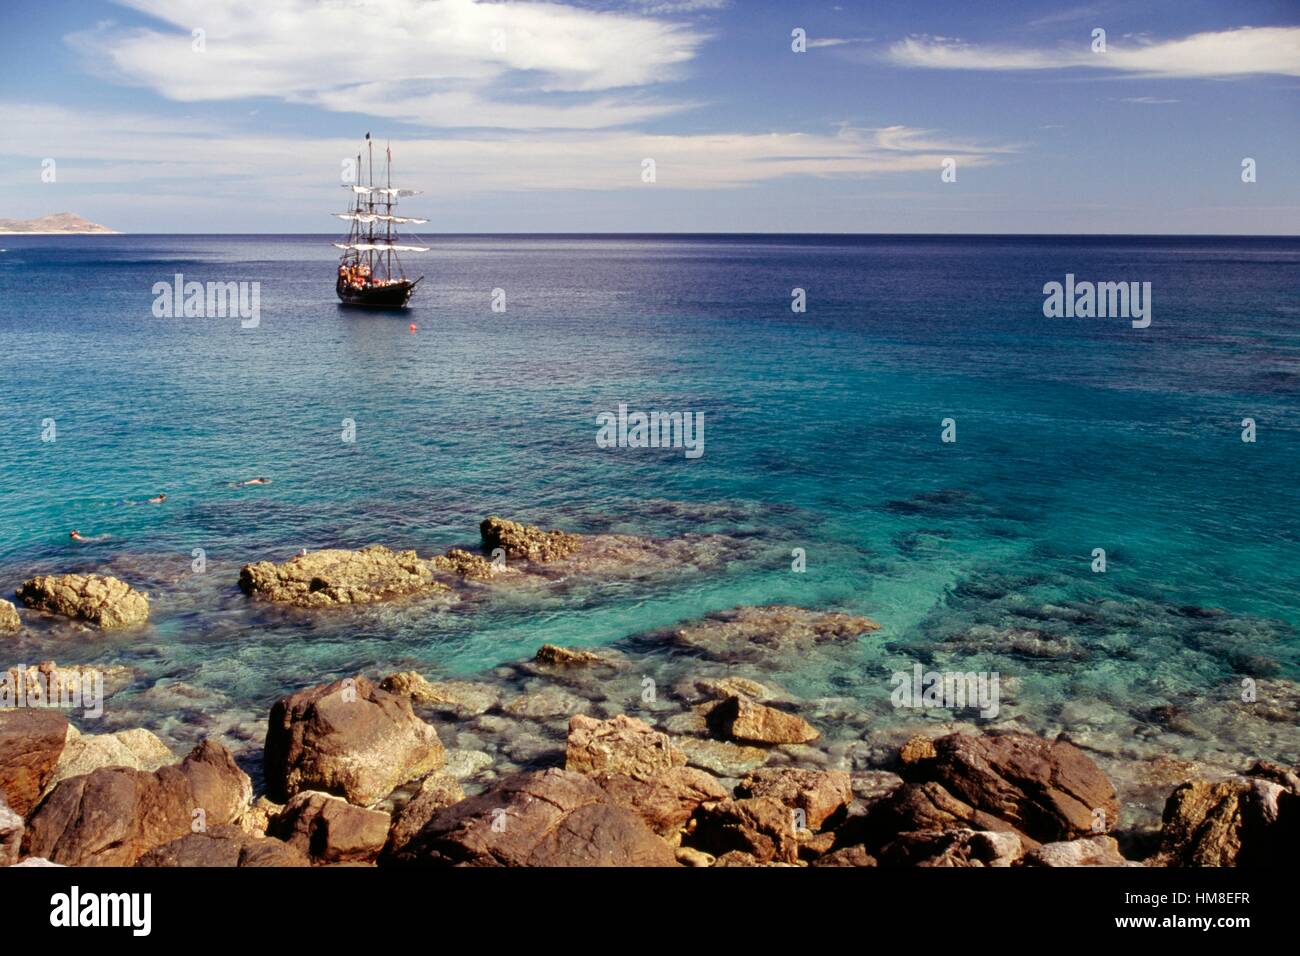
[[1, 517, 1296, 867]]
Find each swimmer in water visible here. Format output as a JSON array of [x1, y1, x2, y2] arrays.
[[232, 477, 271, 487], [147, 493, 167, 504], [70, 530, 87, 541]]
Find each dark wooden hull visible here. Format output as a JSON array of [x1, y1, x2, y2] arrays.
[[336, 277, 417, 308]]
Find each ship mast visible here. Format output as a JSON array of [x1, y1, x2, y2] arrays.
[[366, 133, 375, 277]]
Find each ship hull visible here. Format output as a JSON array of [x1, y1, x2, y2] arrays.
[[336, 277, 417, 308]]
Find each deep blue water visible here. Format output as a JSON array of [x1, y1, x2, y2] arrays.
[[0, 234, 1296, 775]]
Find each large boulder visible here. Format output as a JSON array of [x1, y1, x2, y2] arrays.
[[0, 709, 69, 816], [136, 825, 310, 867], [658, 605, 880, 663], [15, 574, 149, 629], [848, 781, 1038, 855], [389, 768, 678, 867], [239, 545, 449, 607], [270, 791, 391, 864], [264, 675, 445, 806], [900, 732, 1119, 843], [1151, 762, 1298, 867], [592, 767, 728, 837], [23, 740, 252, 866], [0, 599, 20, 631], [565, 714, 685, 780], [479, 517, 582, 563], [709, 695, 819, 745], [45, 726, 174, 796]]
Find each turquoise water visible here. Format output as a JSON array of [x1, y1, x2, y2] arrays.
[[0, 234, 1296, 779]]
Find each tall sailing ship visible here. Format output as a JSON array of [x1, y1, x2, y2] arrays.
[[334, 134, 427, 308]]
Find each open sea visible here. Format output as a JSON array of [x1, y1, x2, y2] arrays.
[[0, 234, 1297, 812]]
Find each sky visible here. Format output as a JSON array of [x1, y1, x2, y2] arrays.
[[0, 0, 1297, 233]]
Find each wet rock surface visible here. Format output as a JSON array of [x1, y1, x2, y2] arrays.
[[0, 709, 68, 816], [239, 545, 449, 607], [16, 573, 150, 629]]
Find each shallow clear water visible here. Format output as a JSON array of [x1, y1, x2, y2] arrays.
[[0, 234, 1296, 782]]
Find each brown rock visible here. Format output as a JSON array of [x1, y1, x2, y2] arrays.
[[535, 644, 604, 666], [480, 516, 582, 563], [24, 740, 251, 866], [0, 795, 22, 866], [710, 695, 819, 745], [1023, 835, 1134, 867], [858, 781, 1038, 854], [16, 573, 149, 629], [239, 545, 449, 607], [0, 600, 20, 631], [432, 548, 501, 581], [689, 795, 807, 864], [905, 732, 1119, 843], [385, 773, 466, 856], [565, 714, 685, 780], [661, 605, 880, 662], [737, 767, 851, 830], [0, 709, 69, 816], [878, 828, 1024, 867], [271, 790, 391, 863], [389, 768, 677, 867], [264, 675, 445, 806], [135, 824, 310, 867], [1152, 765, 1299, 867], [593, 767, 728, 836], [812, 845, 878, 867], [898, 734, 938, 765]]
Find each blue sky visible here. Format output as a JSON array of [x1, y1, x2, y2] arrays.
[[1, 0, 1297, 233]]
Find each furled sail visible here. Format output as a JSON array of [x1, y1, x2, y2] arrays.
[[333, 213, 428, 224], [344, 185, 422, 197], [333, 242, 430, 252]]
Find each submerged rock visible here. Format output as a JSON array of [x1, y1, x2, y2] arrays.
[[239, 545, 449, 607], [389, 768, 678, 867], [655, 605, 880, 663], [565, 714, 684, 781], [0, 709, 68, 816], [16, 573, 150, 629], [380, 672, 500, 717], [480, 517, 582, 563], [264, 676, 445, 806], [678, 737, 769, 777], [25, 740, 252, 866]]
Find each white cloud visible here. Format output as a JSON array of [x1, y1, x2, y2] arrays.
[[0, 102, 1011, 198], [887, 26, 1300, 78], [69, 0, 710, 129]]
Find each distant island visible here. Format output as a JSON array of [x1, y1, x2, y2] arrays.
[[0, 212, 119, 234]]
